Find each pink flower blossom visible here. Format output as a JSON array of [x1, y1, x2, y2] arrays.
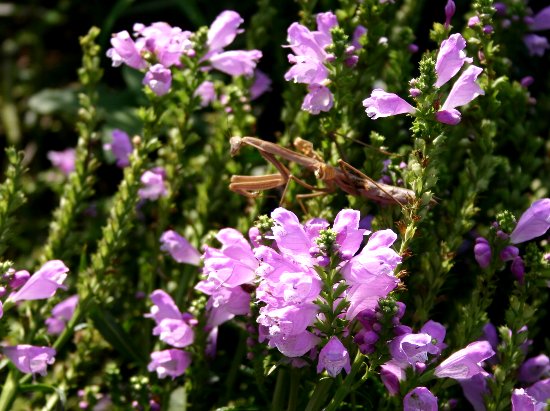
[[143, 64, 172, 96], [207, 10, 244, 52], [250, 70, 272, 100], [3, 345, 56, 376], [138, 168, 167, 200], [160, 230, 201, 266], [436, 65, 484, 125], [317, 336, 351, 377], [106, 31, 147, 70], [47, 148, 76, 175], [209, 50, 263, 77], [104, 129, 133, 168], [45, 295, 79, 335], [435, 33, 472, 88], [195, 81, 216, 107], [434, 340, 495, 380], [404, 387, 438, 411], [510, 198, 550, 244], [301, 84, 334, 114], [148, 349, 191, 379], [362, 89, 415, 119], [10, 260, 69, 302]]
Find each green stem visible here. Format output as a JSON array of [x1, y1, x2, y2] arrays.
[[287, 368, 300, 411], [271, 368, 288, 411], [222, 328, 247, 405], [324, 351, 365, 411], [0, 369, 19, 411], [304, 378, 333, 411]]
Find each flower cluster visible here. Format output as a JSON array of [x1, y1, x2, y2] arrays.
[[363, 33, 484, 125], [106, 11, 262, 96], [0, 260, 70, 376], [146, 290, 196, 379], [194, 207, 401, 377], [283, 12, 365, 115], [474, 198, 550, 282]]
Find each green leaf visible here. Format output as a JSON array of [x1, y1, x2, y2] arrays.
[[90, 305, 147, 365], [28, 89, 79, 116]]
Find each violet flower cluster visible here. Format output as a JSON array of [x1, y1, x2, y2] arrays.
[[474, 198, 550, 282], [0, 260, 70, 376], [192, 207, 402, 377], [106, 11, 262, 96], [146, 290, 196, 379], [454, 323, 550, 411], [363, 33, 484, 125], [284, 12, 365, 115]]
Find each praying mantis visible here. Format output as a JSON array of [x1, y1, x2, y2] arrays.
[[229, 136, 418, 209]]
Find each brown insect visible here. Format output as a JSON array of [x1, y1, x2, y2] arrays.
[[229, 136, 418, 209]]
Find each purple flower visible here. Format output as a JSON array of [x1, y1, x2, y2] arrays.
[[435, 33, 472, 88], [134, 22, 193, 67], [468, 16, 481, 27], [437, 65, 484, 125], [474, 237, 491, 268], [524, 34, 550, 57], [301, 84, 334, 115], [459, 372, 490, 411], [106, 31, 146, 70], [352, 25, 367, 50], [362, 89, 415, 119], [530, 6, 550, 31], [47, 148, 76, 175], [333, 209, 367, 259], [284, 55, 329, 85], [209, 50, 262, 77], [317, 337, 351, 377], [444, 1, 456, 28], [9, 260, 69, 302], [434, 340, 495, 380], [148, 349, 191, 379], [268, 330, 320, 357], [286, 22, 328, 63], [138, 168, 167, 200], [207, 10, 244, 53], [196, 285, 250, 327], [512, 389, 536, 411], [404, 387, 438, 411], [519, 355, 550, 384], [195, 81, 216, 107], [524, 379, 550, 408], [202, 228, 258, 287], [146, 289, 185, 323], [3, 345, 56, 376], [510, 199, 550, 244], [143, 64, 172, 96], [45, 294, 79, 335], [380, 360, 405, 395], [250, 70, 272, 100], [9, 270, 30, 289], [511, 256, 525, 283], [160, 230, 201, 266], [500, 245, 519, 262], [389, 332, 440, 366], [104, 129, 133, 168], [146, 290, 195, 348], [521, 76, 535, 88]]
